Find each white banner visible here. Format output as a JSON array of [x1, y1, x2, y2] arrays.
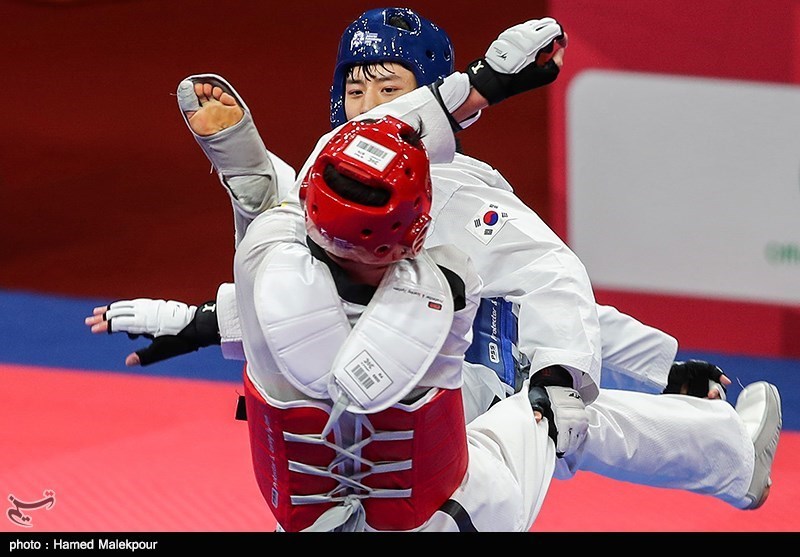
[[567, 70, 800, 305]]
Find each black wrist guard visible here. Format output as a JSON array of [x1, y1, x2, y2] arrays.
[[663, 360, 726, 398], [188, 301, 223, 347], [528, 385, 558, 446], [466, 58, 560, 105], [136, 300, 221, 366], [530, 365, 573, 389]]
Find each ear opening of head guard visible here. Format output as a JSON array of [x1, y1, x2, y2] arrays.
[[302, 115, 433, 265], [329, 7, 455, 128]]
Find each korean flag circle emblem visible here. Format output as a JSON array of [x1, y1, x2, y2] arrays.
[[467, 203, 510, 244]]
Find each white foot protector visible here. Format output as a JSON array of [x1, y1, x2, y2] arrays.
[[735, 381, 782, 509], [176, 74, 296, 227]]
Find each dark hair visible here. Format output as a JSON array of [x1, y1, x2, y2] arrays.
[[357, 117, 425, 147], [346, 60, 403, 84], [387, 12, 413, 31]]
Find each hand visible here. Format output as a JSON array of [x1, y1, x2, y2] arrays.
[[487, 17, 566, 73], [663, 360, 732, 400], [528, 384, 588, 458], [85, 299, 220, 366], [86, 304, 146, 366], [542, 32, 568, 68], [466, 17, 566, 105]]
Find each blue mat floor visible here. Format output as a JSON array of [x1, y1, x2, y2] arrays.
[[2, 288, 798, 429]]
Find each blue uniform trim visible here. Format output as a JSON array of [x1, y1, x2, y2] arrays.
[[465, 297, 523, 392]]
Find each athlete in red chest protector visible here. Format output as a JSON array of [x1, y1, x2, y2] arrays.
[[237, 115, 570, 531]]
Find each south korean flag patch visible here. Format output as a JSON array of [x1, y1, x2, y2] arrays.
[[467, 203, 510, 244]]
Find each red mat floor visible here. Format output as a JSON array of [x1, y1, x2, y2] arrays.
[[2, 364, 797, 533]]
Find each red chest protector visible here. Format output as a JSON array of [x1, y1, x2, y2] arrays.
[[243, 370, 468, 531]]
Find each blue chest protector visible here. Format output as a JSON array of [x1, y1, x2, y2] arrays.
[[464, 297, 527, 393]]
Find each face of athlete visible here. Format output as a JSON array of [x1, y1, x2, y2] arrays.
[[325, 62, 420, 283], [343, 62, 419, 121]]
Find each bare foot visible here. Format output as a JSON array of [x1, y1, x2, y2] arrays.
[[185, 82, 244, 137]]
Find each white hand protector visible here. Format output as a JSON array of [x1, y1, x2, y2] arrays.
[[105, 299, 197, 338], [466, 17, 565, 106], [484, 17, 565, 74], [544, 386, 589, 458]]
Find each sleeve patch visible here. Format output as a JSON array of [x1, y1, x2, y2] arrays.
[[466, 203, 510, 244]]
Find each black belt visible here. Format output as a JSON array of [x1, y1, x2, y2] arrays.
[[438, 499, 478, 532]]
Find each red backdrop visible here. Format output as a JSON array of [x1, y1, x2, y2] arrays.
[[6, 0, 796, 357], [1, 0, 550, 303]]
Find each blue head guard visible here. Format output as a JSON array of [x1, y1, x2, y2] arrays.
[[329, 7, 455, 128]]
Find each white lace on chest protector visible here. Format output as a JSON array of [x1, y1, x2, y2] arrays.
[[254, 245, 455, 416]]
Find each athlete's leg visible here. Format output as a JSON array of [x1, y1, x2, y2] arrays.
[[556, 386, 780, 509], [430, 380, 556, 532], [175, 74, 297, 244]]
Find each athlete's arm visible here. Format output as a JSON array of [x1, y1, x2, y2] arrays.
[[84, 298, 221, 366]]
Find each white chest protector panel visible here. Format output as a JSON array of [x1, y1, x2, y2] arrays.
[[255, 244, 455, 413], [254, 242, 349, 398]]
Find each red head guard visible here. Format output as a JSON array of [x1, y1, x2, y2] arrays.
[[301, 116, 433, 265]]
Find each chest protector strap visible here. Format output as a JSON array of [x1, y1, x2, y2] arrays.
[[244, 370, 468, 532]]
